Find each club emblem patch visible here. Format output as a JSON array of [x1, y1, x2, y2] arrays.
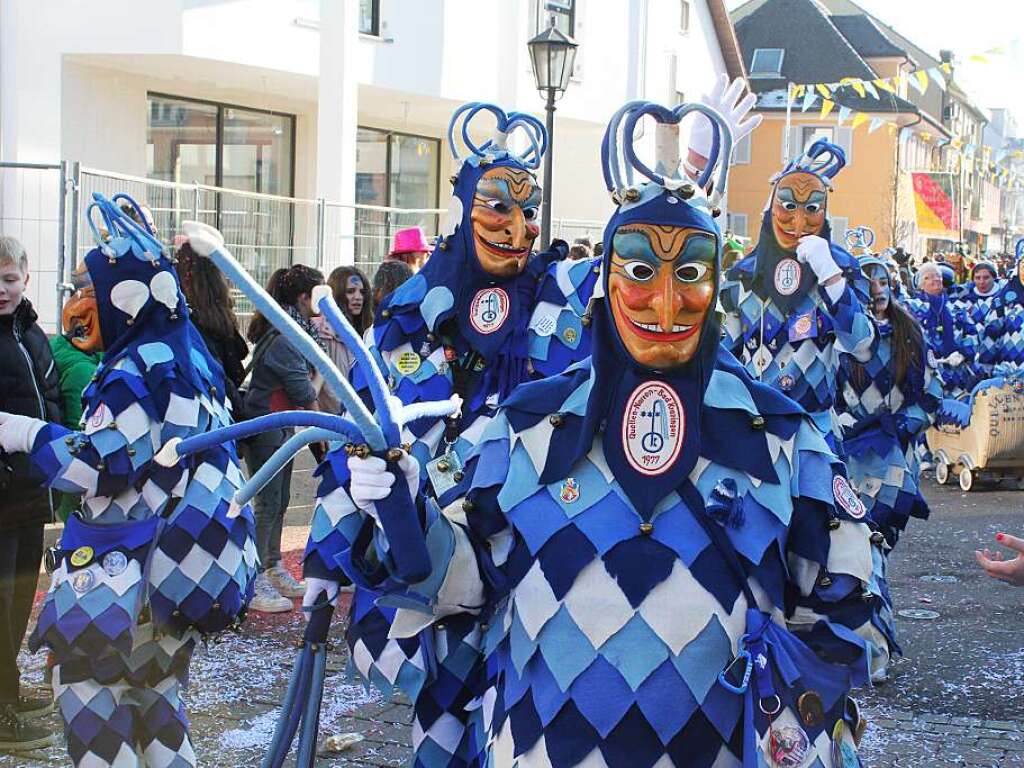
[[560, 478, 580, 503], [469, 287, 510, 335], [71, 569, 95, 594], [833, 475, 866, 519], [774, 259, 802, 296], [622, 381, 684, 476], [793, 314, 812, 336], [102, 551, 129, 578]]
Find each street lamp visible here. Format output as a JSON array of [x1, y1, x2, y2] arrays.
[[528, 16, 579, 249]]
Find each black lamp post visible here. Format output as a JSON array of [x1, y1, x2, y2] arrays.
[[528, 17, 579, 249]]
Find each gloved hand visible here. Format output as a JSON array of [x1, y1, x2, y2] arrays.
[[348, 452, 420, 513], [796, 236, 842, 284], [943, 351, 965, 367], [689, 74, 762, 165], [181, 220, 226, 258], [0, 412, 46, 455], [303, 576, 342, 609]]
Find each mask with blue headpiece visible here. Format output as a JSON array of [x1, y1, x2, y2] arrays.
[[80, 193, 224, 415], [749, 139, 846, 312], [568, 100, 733, 516], [375, 103, 549, 400]]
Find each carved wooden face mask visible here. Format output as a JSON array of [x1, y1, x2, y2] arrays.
[[771, 171, 828, 252], [608, 224, 717, 369], [62, 263, 102, 352], [470, 166, 542, 278]]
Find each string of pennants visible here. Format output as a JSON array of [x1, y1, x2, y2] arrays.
[[785, 47, 1024, 190]]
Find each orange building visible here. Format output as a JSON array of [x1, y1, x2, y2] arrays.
[[725, 0, 950, 259]]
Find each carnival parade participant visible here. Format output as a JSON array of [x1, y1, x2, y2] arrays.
[[338, 100, 874, 767], [904, 262, 975, 398], [972, 240, 1024, 374], [719, 139, 874, 450], [0, 195, 258, 767], [837, 255, 942, 682]]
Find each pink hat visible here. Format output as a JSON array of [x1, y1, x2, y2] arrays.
[[389, 227, 430, 255]]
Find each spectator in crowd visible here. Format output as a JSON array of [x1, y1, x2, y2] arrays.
[[175, 242, 249, 398], [0, 236, 61, 751], [50, 281, 103, 522], [371, 260, 413, 309], [244, 264, 326, 612], [386, 227, 431, 272], [314, 266, 372, 383], [592, 241, 603, 258], [976, 533, 1024, 586], [567, 244, 590, 261], [572, 236, 592, 257]]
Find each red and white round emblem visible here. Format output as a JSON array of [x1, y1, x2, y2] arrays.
[[469, 287, 510, 335], [774, 259, 802, 296], [833, 475, 866, 519], [622, 381, 685, 476]]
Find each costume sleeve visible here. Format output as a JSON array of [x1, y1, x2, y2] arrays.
[[59, 355, 100, 429], [898, 354, 943, 442], [783, 418, 873, 680], [817, 278, 875, 363], [263, 335, 317, 408], [718, 281, 745, 357], [28, 363, 166, 499]]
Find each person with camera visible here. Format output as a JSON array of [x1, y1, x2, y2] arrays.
[[0, 236, 62, 751]]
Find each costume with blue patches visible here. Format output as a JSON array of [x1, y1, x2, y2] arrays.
[[966, 245, 1024, 377], [719, 141, 874, 448], [301, 105, 581, 767], [527, 255, 601, 379], [837, 255, 942, 680], [19, 196, 257, 767], [902, 290, 979, 398], [338, 103, 875, 767]]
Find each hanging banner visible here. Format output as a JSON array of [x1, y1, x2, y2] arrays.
[[912, 172, 960, 238]]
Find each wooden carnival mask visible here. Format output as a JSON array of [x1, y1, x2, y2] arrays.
[[608, 223, 717, 369], [62, 263, 103, 353], [470, 166, 542, 279], [771, 171, 828, 252]]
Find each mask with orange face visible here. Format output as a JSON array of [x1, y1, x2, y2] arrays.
[[62, 264, 103, 353]]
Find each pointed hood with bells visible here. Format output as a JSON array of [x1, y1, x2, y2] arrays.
[[745, 139, 847, 314], [555, 101, 733, 517], [81, 193, 225, 416], [375, 103, 556, 403]]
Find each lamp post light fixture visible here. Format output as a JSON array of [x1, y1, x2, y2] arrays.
[[528, 16, 579, 249]]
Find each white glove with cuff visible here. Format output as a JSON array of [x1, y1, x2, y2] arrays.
[[0, 412, 46, 455], [348, 453, 421, 516]]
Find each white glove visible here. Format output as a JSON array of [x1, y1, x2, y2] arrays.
[[689, 74, 762, 164], [0, 412, 46, 455], [303, 576, 342, 609], [181, 220, 226, 258], [796, 236, 842, 284], [943, 351, 965, 367], [348, 453, 420, 513]]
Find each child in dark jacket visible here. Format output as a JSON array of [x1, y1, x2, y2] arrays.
[[0, 236, 62, 751]]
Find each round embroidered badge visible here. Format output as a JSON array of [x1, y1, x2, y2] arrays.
[[622, 381, 685, 476], [774, 259, 802, 296], [469, 287, 510, 335], [833, 475, 866, 519]]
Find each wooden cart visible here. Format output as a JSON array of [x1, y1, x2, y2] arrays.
[[927, 378, 1024, 491]]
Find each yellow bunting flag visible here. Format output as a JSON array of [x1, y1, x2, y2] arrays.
[[912, 70, 930, 93], [940, 62, 952, 74], [873, 78, 896, 94], [816, 83, 833, 99], [820, 99, 835, 119], [920, 132, 932, 143], [840, 77, 866, 97], [968, 54, 989, 64], [851, 112, 870, 130]]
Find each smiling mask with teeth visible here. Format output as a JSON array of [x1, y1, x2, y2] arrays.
[[62, 263, 102, 352], [470, 166, 542, 279]]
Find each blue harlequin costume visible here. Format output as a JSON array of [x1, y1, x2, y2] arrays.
[[301, 104, 584, 767], [837, 255, 942, 679], [719, 141, 874, 449], [902, 291, 979, 398], [964, 244, 1024, 376], [24, 196, 257, 767], [335, 102, 875, 767]]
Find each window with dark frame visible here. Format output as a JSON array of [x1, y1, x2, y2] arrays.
[[358, 0, 380, 36], [750, 48, 785, 78], [538, 0, 575, 37]]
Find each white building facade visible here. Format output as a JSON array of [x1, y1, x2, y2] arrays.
[[1, 0, 742, 328]]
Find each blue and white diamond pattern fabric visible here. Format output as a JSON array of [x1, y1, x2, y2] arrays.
[[720, 258, 874, 443], [528, 256, 600, 379], [902, 295, 979, 399], [836, 318, 942, 676], [28, 349, 257, 767], [371, 365, 874, 767]]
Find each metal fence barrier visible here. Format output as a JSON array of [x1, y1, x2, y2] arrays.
[[0, 161, 605, 331]]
